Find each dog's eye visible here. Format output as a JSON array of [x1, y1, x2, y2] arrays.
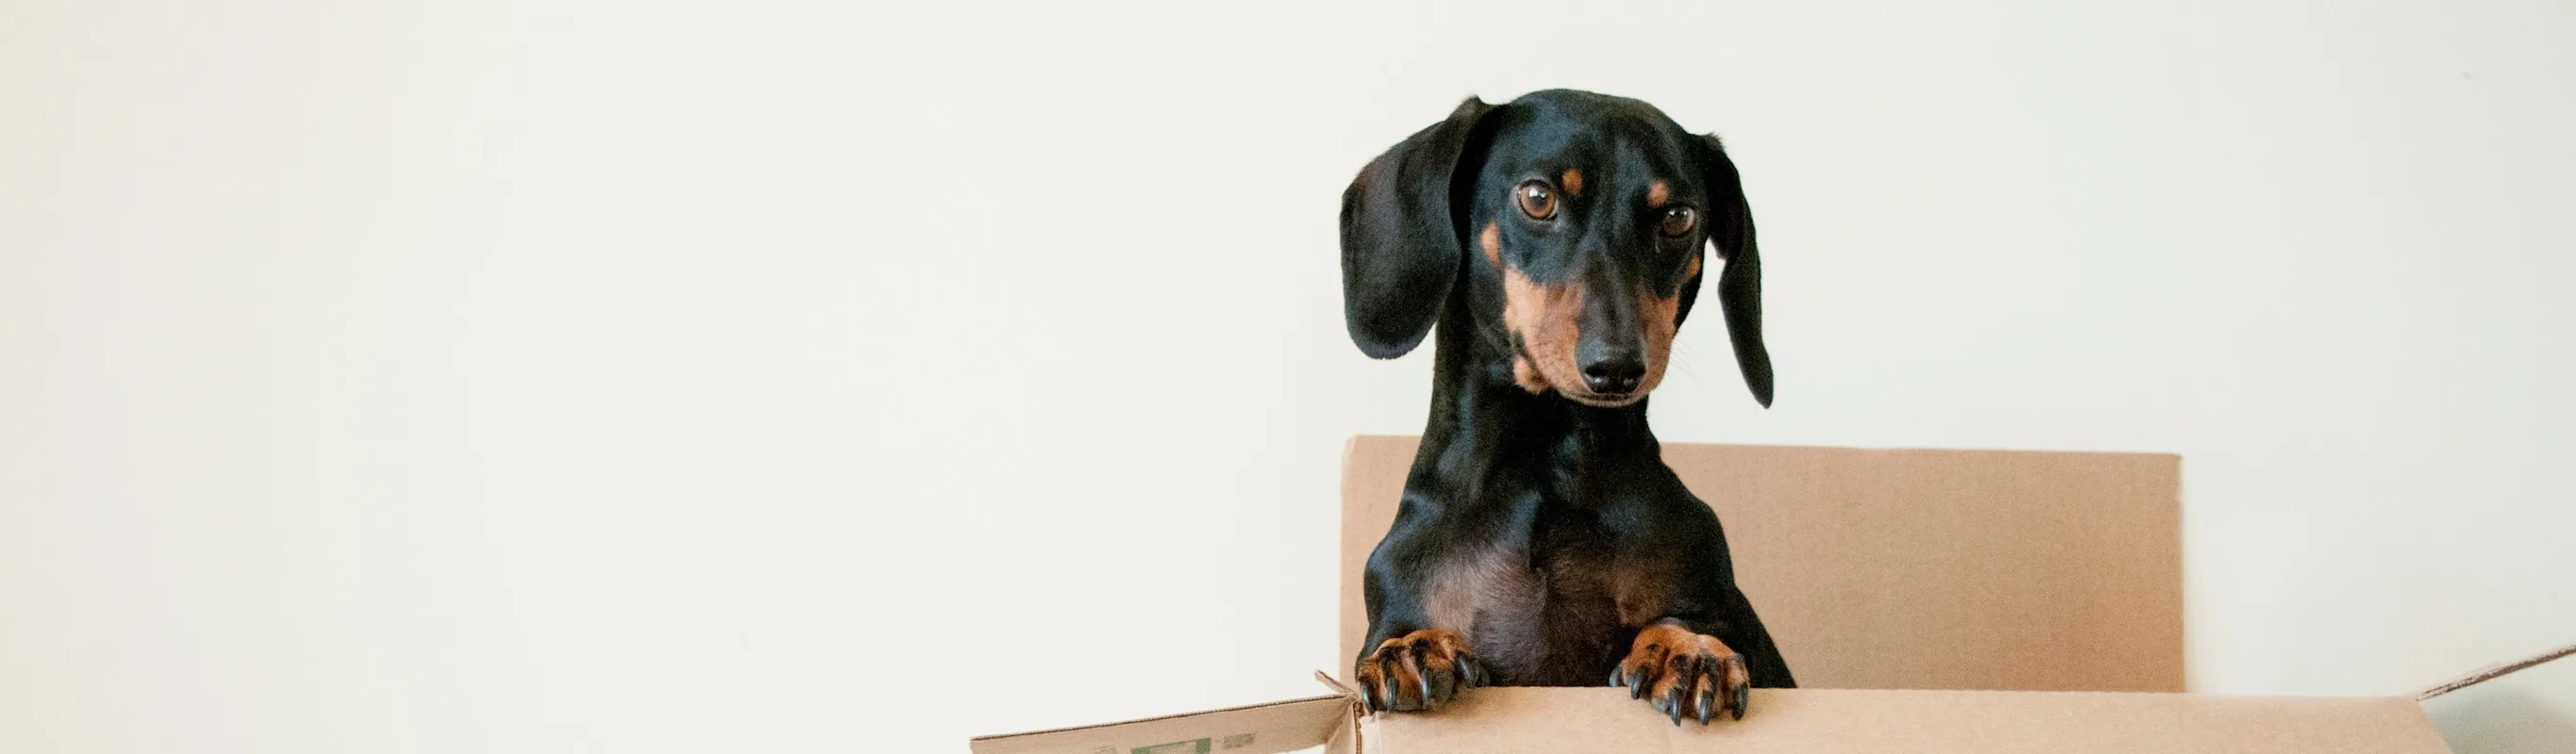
[[1516, 181, 1557, 220], [1660, 206, 1696, 238]]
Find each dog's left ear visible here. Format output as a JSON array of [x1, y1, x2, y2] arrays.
[[1339, 96, 1496, 359], [1696, 134, 1774, 408]]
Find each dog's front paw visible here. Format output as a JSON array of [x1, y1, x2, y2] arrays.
[[1354, 629, 1488, 713], [1610, 621, 1750, 726]]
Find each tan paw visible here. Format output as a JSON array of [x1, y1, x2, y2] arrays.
[[1609, 621, 1750, 725], [1353, 629, 1489, 713]]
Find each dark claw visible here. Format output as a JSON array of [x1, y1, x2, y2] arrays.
[[1423, 659, 1453, 707], [1396, 651, 1427, 709], [1667, 681, 1685, 726], [1629, 667, 1649, 699], [1696, 679, 1714, 726], [1733, 684, 1748, 720], [1609, 667, 1625, 688]]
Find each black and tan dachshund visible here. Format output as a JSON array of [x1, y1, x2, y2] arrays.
[[1341, 89, 1789, 726]]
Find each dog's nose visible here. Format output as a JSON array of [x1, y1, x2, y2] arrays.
[[1580, 352, 1646, 395]]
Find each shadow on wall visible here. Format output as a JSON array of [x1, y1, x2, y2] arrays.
[[2425, 677, 2576, 754]]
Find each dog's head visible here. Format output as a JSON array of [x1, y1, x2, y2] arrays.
[[1340, 89, 1771, 408]]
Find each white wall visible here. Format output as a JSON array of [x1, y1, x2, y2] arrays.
[[5, 0, 2572, 751]]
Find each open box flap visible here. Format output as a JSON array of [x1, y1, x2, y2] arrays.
[[968, 647, 2576, 753], [975, 437, 2573, 751], [962, 639, 2576, 754], [2415, 641, 2576, 700], [1357, 686, 2451, 754], [967, 693, 1353, 754]]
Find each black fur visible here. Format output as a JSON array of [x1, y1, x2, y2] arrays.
[[1341, 90, 1791, 718]]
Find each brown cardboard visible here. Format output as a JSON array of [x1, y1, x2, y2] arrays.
[[968, 692, 1357, 754], [1356, 686, 2452, 753], [2416, 642, 2576, 700], [969, 662, 2576, 754], [971, 682, 2460, 754], [1340, 435, 2184, 692], [971, 437, 2569, 753]]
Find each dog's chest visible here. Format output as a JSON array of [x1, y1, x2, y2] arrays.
[[1424, 511, 1632, 686]]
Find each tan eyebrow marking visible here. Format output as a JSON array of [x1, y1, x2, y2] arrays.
[[1560, 169, 1583, 197], [1646, 180, 1670, 208]]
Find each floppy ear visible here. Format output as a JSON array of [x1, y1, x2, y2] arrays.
[[1697, 134, 1774, 407], [1339, 96, 1495, 359]]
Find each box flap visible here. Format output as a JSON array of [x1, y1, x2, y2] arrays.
[[1359, 687, 2451, 753], [968, 694, 1352, 754], [2416, 641, 2576, 699], [1341, 435, 2185, 692]]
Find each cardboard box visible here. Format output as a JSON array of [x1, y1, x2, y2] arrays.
[[1338, 435, 2184, 693], [972, 436, 2563, 753]]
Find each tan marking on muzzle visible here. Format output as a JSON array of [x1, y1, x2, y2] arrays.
[[1480, 221, 1501, 267], [1637, 282, 1681, 396], [1502, 267, 1585, 396], [1511, 358, 1546, 393]]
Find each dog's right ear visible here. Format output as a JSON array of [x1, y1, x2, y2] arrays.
[[1339, 96, 1495, 359]]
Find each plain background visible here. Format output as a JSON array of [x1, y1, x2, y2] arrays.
[[6, 0, 2573, 751]]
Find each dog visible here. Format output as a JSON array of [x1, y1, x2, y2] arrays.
[[1341, 89, 1791, 726]]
